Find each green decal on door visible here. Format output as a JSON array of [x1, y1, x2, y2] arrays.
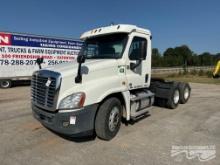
[[118, 66, 126, 75]]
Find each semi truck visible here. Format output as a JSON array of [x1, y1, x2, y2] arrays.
[[0, 32, 82, 88], [31, 24, 191, 140]]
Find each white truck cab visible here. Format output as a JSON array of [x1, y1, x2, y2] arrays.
[[31, 24, 191, 140]]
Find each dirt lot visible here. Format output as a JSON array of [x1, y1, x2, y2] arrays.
[[0, 83, 220, 165]]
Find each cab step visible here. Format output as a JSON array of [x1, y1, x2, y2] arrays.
[[130, 107, 151, 120], [130, 90, 154, 120]]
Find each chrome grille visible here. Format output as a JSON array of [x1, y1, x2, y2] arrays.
[[31, 70, 61, 111]]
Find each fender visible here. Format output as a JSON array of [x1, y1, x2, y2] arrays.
[[122, 91, 130, 120]]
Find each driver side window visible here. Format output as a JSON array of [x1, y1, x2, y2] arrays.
[[129, 37, 147, 60]]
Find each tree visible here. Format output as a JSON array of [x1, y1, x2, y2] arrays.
[[163, 48, 177, 67], [163, 45, 193, 67], [152, 45, 219, 67], [175, 45, 193, 66], [198, 52, 215, 66], [152, 48, 162, 67]]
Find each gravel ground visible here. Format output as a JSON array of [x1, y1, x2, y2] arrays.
[[0, 83, 220, 165]]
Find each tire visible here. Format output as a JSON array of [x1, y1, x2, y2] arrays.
[[166, 84, 180, 109], [179, 82, 191, 104], [0, 80, 12, 89], [95, 97, 122, 140]]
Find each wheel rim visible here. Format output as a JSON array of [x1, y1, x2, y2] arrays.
[[109, 106, 120, 132], [184, 87, 190, 100], [173, 89, 180, 104], [1, 81, 10, 88]]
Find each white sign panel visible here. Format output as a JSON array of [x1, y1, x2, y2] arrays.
[[0, 32, 83, 78]]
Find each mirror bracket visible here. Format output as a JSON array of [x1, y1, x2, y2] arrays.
[[36, 57, 44, 69], [75, 55, 86, 83]]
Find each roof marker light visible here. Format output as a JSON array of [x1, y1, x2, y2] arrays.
[[117, 25, 120, 29]]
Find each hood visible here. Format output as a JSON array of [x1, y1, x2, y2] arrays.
[[46, 59, 118, 77]]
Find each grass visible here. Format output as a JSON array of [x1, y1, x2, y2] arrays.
[[166, 75, 220, 84], [152, 70, 220, 85]]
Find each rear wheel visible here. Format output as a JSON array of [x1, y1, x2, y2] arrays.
[[179, 82, 191, 104], [0, 80, 12, 89], [167, 85, 180, 109], [95, 97, 122, 140]]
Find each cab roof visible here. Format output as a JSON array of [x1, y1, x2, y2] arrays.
[[80, 24, 151, 40]]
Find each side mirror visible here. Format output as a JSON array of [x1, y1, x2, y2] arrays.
[[77, 55, 86, 63], [75, 55, 86, 83], [36, 57, 44, 69], [130, 59, 142, 70]]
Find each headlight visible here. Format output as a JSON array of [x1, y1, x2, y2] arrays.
[[59, 92, 86, 109]]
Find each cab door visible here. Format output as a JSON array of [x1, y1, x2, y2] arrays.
[[125, 33, 151, 90]]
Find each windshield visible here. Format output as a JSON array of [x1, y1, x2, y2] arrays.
[[79, 33, 128, 59]]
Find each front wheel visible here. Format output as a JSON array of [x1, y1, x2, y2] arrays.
[[95, 97, 122, 140]]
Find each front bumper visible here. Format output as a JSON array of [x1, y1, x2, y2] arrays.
[[32, 104, 98, 137]]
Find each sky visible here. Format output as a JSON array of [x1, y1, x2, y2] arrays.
[[0, 0, 219, 54]]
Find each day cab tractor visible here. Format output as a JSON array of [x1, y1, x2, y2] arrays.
[[31, 24, 191, 140]]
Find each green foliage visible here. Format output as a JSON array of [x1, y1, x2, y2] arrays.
[[152, 48, 163, 67], [198, 69, 205, 76], [206, 70, 213, 78], [163, 45, 192, 67], [183, 69, 189, 75], [167, 73, 177, 78], [178, 70, 183, 76], [168, 69, 213, 78], [190, 69, 197, 75], [152, 45, 220, 67]]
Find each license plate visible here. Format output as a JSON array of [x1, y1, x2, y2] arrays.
[[70, 116, 76, 125]]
